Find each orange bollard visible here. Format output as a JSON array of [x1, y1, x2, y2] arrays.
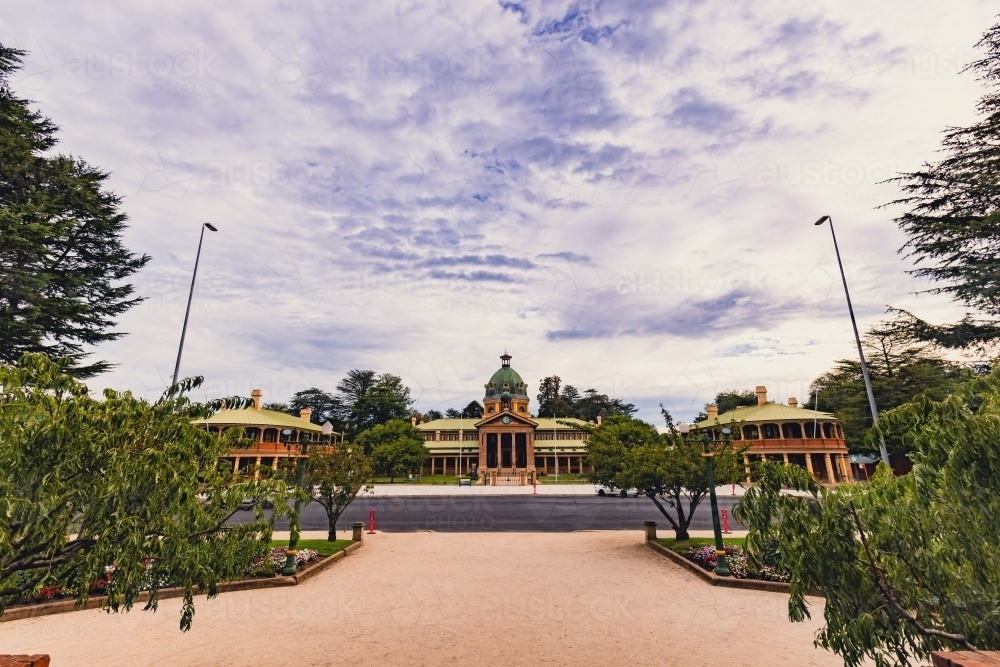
[[367, 508, 376, 534], [721, 508, 730, 534]]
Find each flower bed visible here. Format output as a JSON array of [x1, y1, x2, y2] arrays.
[[685, 542, 790, 583], [13, 548, 320, 608]]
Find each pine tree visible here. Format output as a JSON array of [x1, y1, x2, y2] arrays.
[[889, 22, 1000, 353], [0, 46, 148, 376]]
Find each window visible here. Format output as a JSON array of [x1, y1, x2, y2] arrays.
[[518, 405, 525, 412], [501, 433, 513, 468], [245, 428, 260, 441], [805, 422, 818, 438], [743, 424, 759, 439], [263, 428, 277, 443], [761, 423, 780, 439], [782, 423, 802, 438], [486, 433, 498, 468], [515, 433, 527, 468], [823, 422, 833, 438], [836, 424, 844, 438], [488, 406, 495, 413]]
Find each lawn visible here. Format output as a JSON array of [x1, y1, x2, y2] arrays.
[[269, 539, 353, 557], [536, 474, 587, 484], [370, 475, 462, 485], [656, 536, 746, 554]]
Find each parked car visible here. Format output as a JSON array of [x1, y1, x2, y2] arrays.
[[595, 485, 639, 498]]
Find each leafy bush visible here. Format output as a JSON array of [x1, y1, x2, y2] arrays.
[[686, 543, 790, 583]]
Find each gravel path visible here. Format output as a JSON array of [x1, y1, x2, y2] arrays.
[[0, 531, 839, 667]]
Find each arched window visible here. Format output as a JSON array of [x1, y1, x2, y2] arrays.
[[245, 427, 260, 441], [487, 406, 495, 413], [743, 424, 759, 439], [209, 426, 220, 435], [804, 422, 818, 438], [782, 423, 802, 439], [263, 428, 278, 443], [836, 424, 844, 438], [761, 423, 780, 439], [518, 405, 525, 412], [822, 422, 833, 438]]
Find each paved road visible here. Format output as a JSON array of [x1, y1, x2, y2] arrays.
[[233, 494, 745, 533]]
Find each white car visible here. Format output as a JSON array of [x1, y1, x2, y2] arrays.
[[595, 485, 639, 498]]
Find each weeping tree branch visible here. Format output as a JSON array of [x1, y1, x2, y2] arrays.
[[848, 503, 977, 651]]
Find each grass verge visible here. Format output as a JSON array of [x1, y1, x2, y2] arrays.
[[269, 539, 353, 557], [656, 537, 745, 554]]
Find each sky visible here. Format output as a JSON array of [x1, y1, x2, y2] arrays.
[[2, 0, 996, 423]]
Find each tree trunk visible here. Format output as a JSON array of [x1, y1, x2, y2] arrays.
[[674, 527, 690, 541], [328, 527, 337, 541]]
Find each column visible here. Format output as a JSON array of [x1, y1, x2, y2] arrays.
[[254, 456, 262, 479], [782, 452, 789, 465], [841, 455, 852, 482], [743, 455, 751, 484], [805, 453, 815, 480], [824, 453, 836, 486]]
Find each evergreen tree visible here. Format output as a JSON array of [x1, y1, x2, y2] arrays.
[[0, 46, 149, 377], [888, 21, 1000, 354], [287, 387, 339, 428]]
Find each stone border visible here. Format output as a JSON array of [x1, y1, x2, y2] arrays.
[[645, 539, 795, 593], [0, 540, 363, 624]]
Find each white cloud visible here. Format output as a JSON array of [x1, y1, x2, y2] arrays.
[[3, 0, 993, 421]]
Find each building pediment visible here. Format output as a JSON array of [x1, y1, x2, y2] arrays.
[[475, 411, 538, 429]]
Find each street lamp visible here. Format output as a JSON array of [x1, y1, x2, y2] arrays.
[[280, 428, 310, 576], [814, 215, 890, 468], [170, 222, 218, 387], [678, 421, 731, 577]]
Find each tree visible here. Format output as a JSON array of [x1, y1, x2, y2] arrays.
[[288, 387, 339, 428], [262, 401, 289, 412], [280, 445, 372, 541], [444, 408, 461, 418], [886, 21, 1000, 354], [586, 416, 744, 540], [425, 409, 444, 421], [0, 353, 290, 630], [366, 421, 430, 482], [804, 318, 970, 454], [333, 370, 412, 437], [734, 369, 1000, 666], [0, 46, 149, 377], [460, 400, 483, 418], [536, 375, 636, 419], [693, 389, 758, 423]]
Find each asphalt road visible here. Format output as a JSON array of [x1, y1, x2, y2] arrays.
[[232, 494, 745, 533]]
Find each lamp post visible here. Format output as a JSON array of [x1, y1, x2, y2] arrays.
[[281, 428, 310, 576], [814, 215, 890, 468], [678, 421, 730, 577], [171, 222, 218, 387]]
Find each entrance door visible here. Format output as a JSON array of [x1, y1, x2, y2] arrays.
[[501, 433, 512, 468], [515, 433, 527, 468], [486, 433, 498, 468]]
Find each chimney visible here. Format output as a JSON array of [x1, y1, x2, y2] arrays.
[[299, 408, 312, 423], [706, 405, 719, 420], [755, 386, 768, 406], [596, 415, 603, 426], [411, 416, 417, 426], [788, 397, 798, 408], [251, 389, 263, 410]]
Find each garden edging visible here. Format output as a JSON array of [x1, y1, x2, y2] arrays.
[[0, 540, 364, 624], [645, 538, 796, 594]]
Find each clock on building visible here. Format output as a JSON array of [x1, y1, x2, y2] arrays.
[[501, 415, 511, 424]]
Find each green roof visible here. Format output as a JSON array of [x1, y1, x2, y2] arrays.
[[694, 403, 838, 429], [193, 408, 322, 432]]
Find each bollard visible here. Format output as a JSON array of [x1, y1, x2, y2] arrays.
[[644, 520, 657, 542], [721, 508, 730, 534], [352, 521, 364, 541], [533, 478, 537, 494], [367, 508, 376, 534], [731, 483, 736, 496]]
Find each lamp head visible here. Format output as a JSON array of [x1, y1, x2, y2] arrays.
[[322, 421, 333, 436], [677, 421, 690, 435], [204, 222, 218, 232], [814, 215, 830, 226]]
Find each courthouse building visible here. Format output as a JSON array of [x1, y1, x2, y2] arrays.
[[415, 354, 591, 484], [692, 385, 852, 485]]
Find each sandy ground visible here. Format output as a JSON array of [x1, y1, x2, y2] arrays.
[[0, 531, 837, 667]]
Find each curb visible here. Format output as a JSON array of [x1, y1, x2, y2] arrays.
[[0, 540, 364, 624], [645, 539, 795, 594]]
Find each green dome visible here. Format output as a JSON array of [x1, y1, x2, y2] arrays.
[[485, 354, 528, 398]]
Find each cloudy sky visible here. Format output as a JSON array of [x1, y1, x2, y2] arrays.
[[2, 0, 995, 422]]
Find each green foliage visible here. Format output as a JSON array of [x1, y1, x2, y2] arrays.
[[362, 420, 430, 483], [694, 389, 759, 422], [585, 416, 744, 540], [887, 21, 1000, 352], [804, 318, 970, 453], [0, 46, 149, 377], [0, 354, 291, 630], [280, 445, 372, 541], [536, 375, 636, 419], [287, 388, 338, 427], [735, 369, 1000, 666], [334, 370, 412, 437]]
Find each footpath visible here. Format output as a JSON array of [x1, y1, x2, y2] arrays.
[[366, 483, 748, 496]]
